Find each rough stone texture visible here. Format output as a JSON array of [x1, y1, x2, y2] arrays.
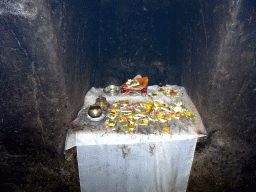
[[0, 0, 256, 191], [97, 0, 181, 87], [0, 0, 93, 190], [179, 0, 256, 191]]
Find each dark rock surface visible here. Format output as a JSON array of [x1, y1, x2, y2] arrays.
[[0, 0, 255, 191], [0, 0, 92, 190], [180, 0, 256, 191]]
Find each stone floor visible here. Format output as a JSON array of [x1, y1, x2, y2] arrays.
[[0, 142, 80, 192], [1, 134, 256, 191]]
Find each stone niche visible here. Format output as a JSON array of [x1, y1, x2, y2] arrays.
[[0, 0, 255, 191]]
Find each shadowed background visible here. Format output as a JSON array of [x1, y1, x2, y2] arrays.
[[0, 0, 255, 191]]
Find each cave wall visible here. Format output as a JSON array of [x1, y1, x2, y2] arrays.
[[0, 0, 97, 190], [94, 0, 184, 87], [179, 0, 256, 190], [0, 0, 95, 155], [1, 0, 256, 191]]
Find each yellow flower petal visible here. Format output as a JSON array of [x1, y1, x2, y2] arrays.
[[128, 128, 134, 132], [145, 104, 152, 111], [163, 126, 170, 133], [155, 102, 161, 106]]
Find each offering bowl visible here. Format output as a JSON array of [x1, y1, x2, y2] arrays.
[[103, 85, 121, 95], [88, 105, 102, 118]]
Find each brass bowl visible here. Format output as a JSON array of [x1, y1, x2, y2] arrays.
[[95, 95, 109, 110], [88, 105, 102, 118], [96, 95, 107, 104], [103, 85, 121, 95]]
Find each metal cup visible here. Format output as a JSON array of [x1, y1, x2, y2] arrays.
[[88, 105, 102, 118]]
